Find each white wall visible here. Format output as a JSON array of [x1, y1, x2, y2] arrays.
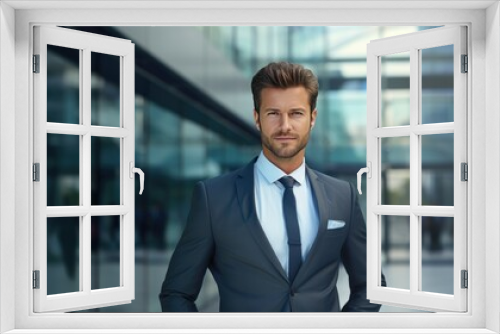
[[0, 2, 16, 333], [485, 2, 500, 333], [3, 4, 497, 333]]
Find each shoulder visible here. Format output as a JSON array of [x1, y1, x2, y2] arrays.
[[203, 168, 242, 188], [201, 159, 254, 189], [307, 167, 354, 195]]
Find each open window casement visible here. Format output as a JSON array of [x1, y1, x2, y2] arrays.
[[363, 26, 467, 312], [33, 26, 142, 312]]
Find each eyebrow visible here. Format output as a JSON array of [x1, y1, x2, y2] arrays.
[[263, 107, 307, 113]]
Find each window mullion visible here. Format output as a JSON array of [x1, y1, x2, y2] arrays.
[[82, 214, 91, 293], [409, 46, 420, 294], [82, 47, 92, 294]]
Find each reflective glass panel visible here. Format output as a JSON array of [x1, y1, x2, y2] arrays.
[[91, 216, 121, 290], [91, 52, 121, 127], [47, 217, 79, 295], [421, 45, 454, 124], [381, 137, 410, 205], [381, 215, 410, 290], [421, 216, 454, 294], [47, 134, 80, 206], [47, 45, 80, 124], [421, 133, 454, 206], [381, 52, 410, 127], [91, 137, 120, 205]]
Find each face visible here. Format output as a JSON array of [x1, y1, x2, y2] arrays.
[[254, 86, 317, 169]]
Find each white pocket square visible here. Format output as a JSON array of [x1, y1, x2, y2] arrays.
[[327, 219, 345, 230]]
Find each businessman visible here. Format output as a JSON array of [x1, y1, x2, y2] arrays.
[[160, 62, 385, 312]]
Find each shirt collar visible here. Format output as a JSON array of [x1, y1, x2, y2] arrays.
[[255, 151, 306, 186]]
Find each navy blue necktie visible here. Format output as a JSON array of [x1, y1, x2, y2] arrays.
[[279, 176, 302, 283]]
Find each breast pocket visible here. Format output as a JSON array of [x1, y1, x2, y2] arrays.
[[324, 219, 347, 238]]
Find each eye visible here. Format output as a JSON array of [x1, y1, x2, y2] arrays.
[[292, 111, 305, 117]]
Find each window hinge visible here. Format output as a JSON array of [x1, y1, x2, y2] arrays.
[[461, 54, 468, 73], [33, 270, 40, 289], [461, 162, 468, 181], [461, 270, 468, 289], [33, 54, 40, 73], [33, 163, 40, 182]]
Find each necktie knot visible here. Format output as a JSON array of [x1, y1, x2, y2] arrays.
[[279, 176, 295, 189]]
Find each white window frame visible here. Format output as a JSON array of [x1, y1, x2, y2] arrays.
[[1, 1, 499, 334], [33, 25, 136, 313], [365, 26, 468, 312]]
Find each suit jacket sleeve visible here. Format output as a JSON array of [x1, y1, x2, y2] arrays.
[[159, 181, 215, 312], [341, 183, 387, 312]]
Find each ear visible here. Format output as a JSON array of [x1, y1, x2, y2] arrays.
[[253, 110, 260, 130], [310, 109, 317, 129]]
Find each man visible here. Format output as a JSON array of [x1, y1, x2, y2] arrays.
[[160, 62, 384, 312]]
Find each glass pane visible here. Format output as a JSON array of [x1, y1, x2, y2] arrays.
[[91, 52, 121, 127], [381, 137, 410, 205], [380, 51, 410, 127], [421, 45, 454, 124], [422, 133, 454, 206], [381, 215, 410, 290], [47, 217, 79, 295], [91, 216, 121, 290], [421, 216, 454, 294], [47, 45, 80, 124], [47, 134, 80, 206], [91, 137, 120, 205]]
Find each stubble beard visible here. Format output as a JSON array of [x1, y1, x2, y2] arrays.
[[261, 130, 311, 161]]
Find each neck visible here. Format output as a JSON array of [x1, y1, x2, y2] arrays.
[[262, 149, 304, 175]]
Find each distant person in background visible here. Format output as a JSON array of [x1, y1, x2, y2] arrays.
[[160, 62, 385, 312]]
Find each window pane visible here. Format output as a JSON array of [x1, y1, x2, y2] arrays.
[[380, 52, 410, 127], [421, 45, 454, 124], [47, 45, 80, 124], [47, 217, 80, 295], [421, 133, 454, 206], [91, 216, 121, 290], [91, 52, 121, 127], [91, 137, 120, 205], [381, 137, 410, 205], [381, 215, 410, 290], [47, 134, 80, 206], [421, 216, 454, 294]]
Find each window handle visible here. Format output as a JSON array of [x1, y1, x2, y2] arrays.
[[357, 162, 371, 195], [129, 162, 145, 195]]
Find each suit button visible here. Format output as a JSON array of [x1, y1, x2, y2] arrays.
[[290, 290, 295, 297]]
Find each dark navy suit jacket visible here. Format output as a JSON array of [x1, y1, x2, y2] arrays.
[[160, 159, 385, 312]]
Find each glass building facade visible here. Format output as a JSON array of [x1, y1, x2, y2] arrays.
[[45, 26, 453, 312]]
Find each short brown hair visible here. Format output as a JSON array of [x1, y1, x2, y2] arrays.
[[251, 62, 319, 113]]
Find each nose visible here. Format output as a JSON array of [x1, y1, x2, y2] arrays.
[[279, 114, 292, 132]]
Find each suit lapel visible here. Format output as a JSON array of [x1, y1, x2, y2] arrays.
[[306, 167, 329, 236], [236, 160, 288, 281]]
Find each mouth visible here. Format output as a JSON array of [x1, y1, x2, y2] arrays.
[[274, 136, 297, 142], [273, 133, 297, 140]]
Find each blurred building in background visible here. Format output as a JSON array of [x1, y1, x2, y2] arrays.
[[45, 26, 453, 313]]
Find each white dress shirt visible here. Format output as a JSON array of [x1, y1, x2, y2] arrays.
[[254, 152, 319, 276]]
